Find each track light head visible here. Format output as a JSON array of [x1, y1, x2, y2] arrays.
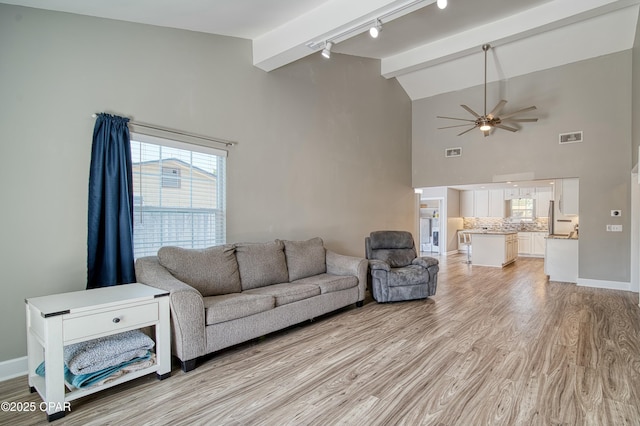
[[321, 41, 333, 59], [369, 20, 382, 38], [437, 0, 447, 9]]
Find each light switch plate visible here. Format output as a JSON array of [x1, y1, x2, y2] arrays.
[[606, 224, 623, 232]]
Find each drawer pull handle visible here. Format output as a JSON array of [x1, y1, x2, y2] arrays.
[[112, 317, 121, 323]]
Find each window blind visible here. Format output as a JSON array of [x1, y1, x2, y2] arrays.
[[130, 132, 226, 258]]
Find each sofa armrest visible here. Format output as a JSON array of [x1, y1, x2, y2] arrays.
[[369, 259, 391, 271], [135, 256, 206, 362], [326, 250, 368, 302]]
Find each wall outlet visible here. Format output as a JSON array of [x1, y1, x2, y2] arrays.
[[611, 210, 621, 217], [606, 224, 623, 232]]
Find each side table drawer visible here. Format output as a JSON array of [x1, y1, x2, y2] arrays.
[[64, 303, 159, 342]]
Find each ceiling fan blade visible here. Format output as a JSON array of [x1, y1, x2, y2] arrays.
[[502, 117, 538, 123], [438, 124, 479, 129], [460, 105, 481, 118], [495, 124, 518, 132], [457, 126, 477, 136], [500, 106, 537, 120], [487, 100, 507, 119], [436, 116, 476, 122]]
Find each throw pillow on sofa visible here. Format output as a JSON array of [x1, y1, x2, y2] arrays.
[[235, 240, 289, 290], [280, 237, 326, 281], [158, 245, 241, 296]]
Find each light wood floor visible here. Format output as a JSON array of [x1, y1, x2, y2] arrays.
[[2, 255, 640, 425]]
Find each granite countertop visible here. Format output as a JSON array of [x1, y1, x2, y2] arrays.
[[546, 234, 579, 240], [461, 230, 518, 235]]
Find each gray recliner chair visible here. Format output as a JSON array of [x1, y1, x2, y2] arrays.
[[365, 230, 439, 303]]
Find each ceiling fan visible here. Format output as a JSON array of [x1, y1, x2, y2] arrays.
[[437, 44, 538, 137]]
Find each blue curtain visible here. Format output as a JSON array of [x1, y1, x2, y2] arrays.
[[87, 113, 136, 288]]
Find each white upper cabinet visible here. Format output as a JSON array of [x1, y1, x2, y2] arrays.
[[460, 189, 503, 217], [535, 187, 553, 218], [474, 190, 489, 217], [460, 190, 474, 217], [504, 187, 535, 200], [489, 189, 505, 217], [557, 178, 579, 216]]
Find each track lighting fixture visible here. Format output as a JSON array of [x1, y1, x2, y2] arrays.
[[308, 0, 447, 59], [369, 19, 382, 38], [321, 41, 333, 59]]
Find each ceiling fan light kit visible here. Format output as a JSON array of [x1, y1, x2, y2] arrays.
[[437, 44, 538, 137]]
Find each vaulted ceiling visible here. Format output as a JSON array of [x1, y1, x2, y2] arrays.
[[3, 0, 639, 100]]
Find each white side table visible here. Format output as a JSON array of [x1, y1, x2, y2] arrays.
[[25, 283, 170, 421]]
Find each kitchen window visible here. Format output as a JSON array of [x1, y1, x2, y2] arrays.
[[509, 198, 535, 221], [130, 133, 226, 258]]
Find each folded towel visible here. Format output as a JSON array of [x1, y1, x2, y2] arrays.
[[64, 330, 155, 375], [36, 351, 154, 389]]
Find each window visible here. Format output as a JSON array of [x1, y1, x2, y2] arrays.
[[130, 133, 226, 258], [509, 198, 535, 221]]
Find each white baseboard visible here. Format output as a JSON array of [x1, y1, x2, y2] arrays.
[[0, 356, 28, 382], [577, 278, 632, 292]]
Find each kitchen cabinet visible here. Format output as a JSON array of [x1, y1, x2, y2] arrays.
[[506, 233, 518, 263], [460, 190, 474, 217], [518, 232, 532, 255], [556, 178, 579, 216], [460, 190, 491, 217], [488, 189, 505, 217], [535, 187, 553, 218], [504, 187, 535, 200], [518, 232, 547, 257], [532, 232, 547, 256], [474, 190, 489, 217]]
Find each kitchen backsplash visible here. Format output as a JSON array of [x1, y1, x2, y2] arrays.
[[463, 217, 549, 232]]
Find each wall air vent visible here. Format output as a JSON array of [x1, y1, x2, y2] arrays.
[[559, 131, 583, 144], [445, 147, 462, 158]]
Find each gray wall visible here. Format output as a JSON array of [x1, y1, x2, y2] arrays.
[[0, 5, 413, 362], [634, 6, 640, 168], [413, 52, 632, 284]]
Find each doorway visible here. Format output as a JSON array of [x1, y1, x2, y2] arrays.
[[419, 198, 442, 254]]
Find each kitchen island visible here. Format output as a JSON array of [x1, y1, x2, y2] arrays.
[[468, 231, 518, 267]]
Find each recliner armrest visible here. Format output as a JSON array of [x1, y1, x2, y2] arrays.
[[368, 259, 391, 271], [412, 256, 439, 268]]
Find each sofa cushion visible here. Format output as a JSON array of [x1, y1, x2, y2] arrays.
[[157, 245, 240, 297], [203, 293, 275, 325], [235, 241, 289, 290], [280, 237, 327, 281], [293, 273, 358, 294], [244, 283, 320, 306]]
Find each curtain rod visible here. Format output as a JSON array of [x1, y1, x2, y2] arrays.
[[92, 114, 237, 147]]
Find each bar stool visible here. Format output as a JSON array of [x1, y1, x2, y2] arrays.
[[457, 231, 472, 264]]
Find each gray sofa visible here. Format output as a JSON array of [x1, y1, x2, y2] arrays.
[[135, 237, 367, 372]]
